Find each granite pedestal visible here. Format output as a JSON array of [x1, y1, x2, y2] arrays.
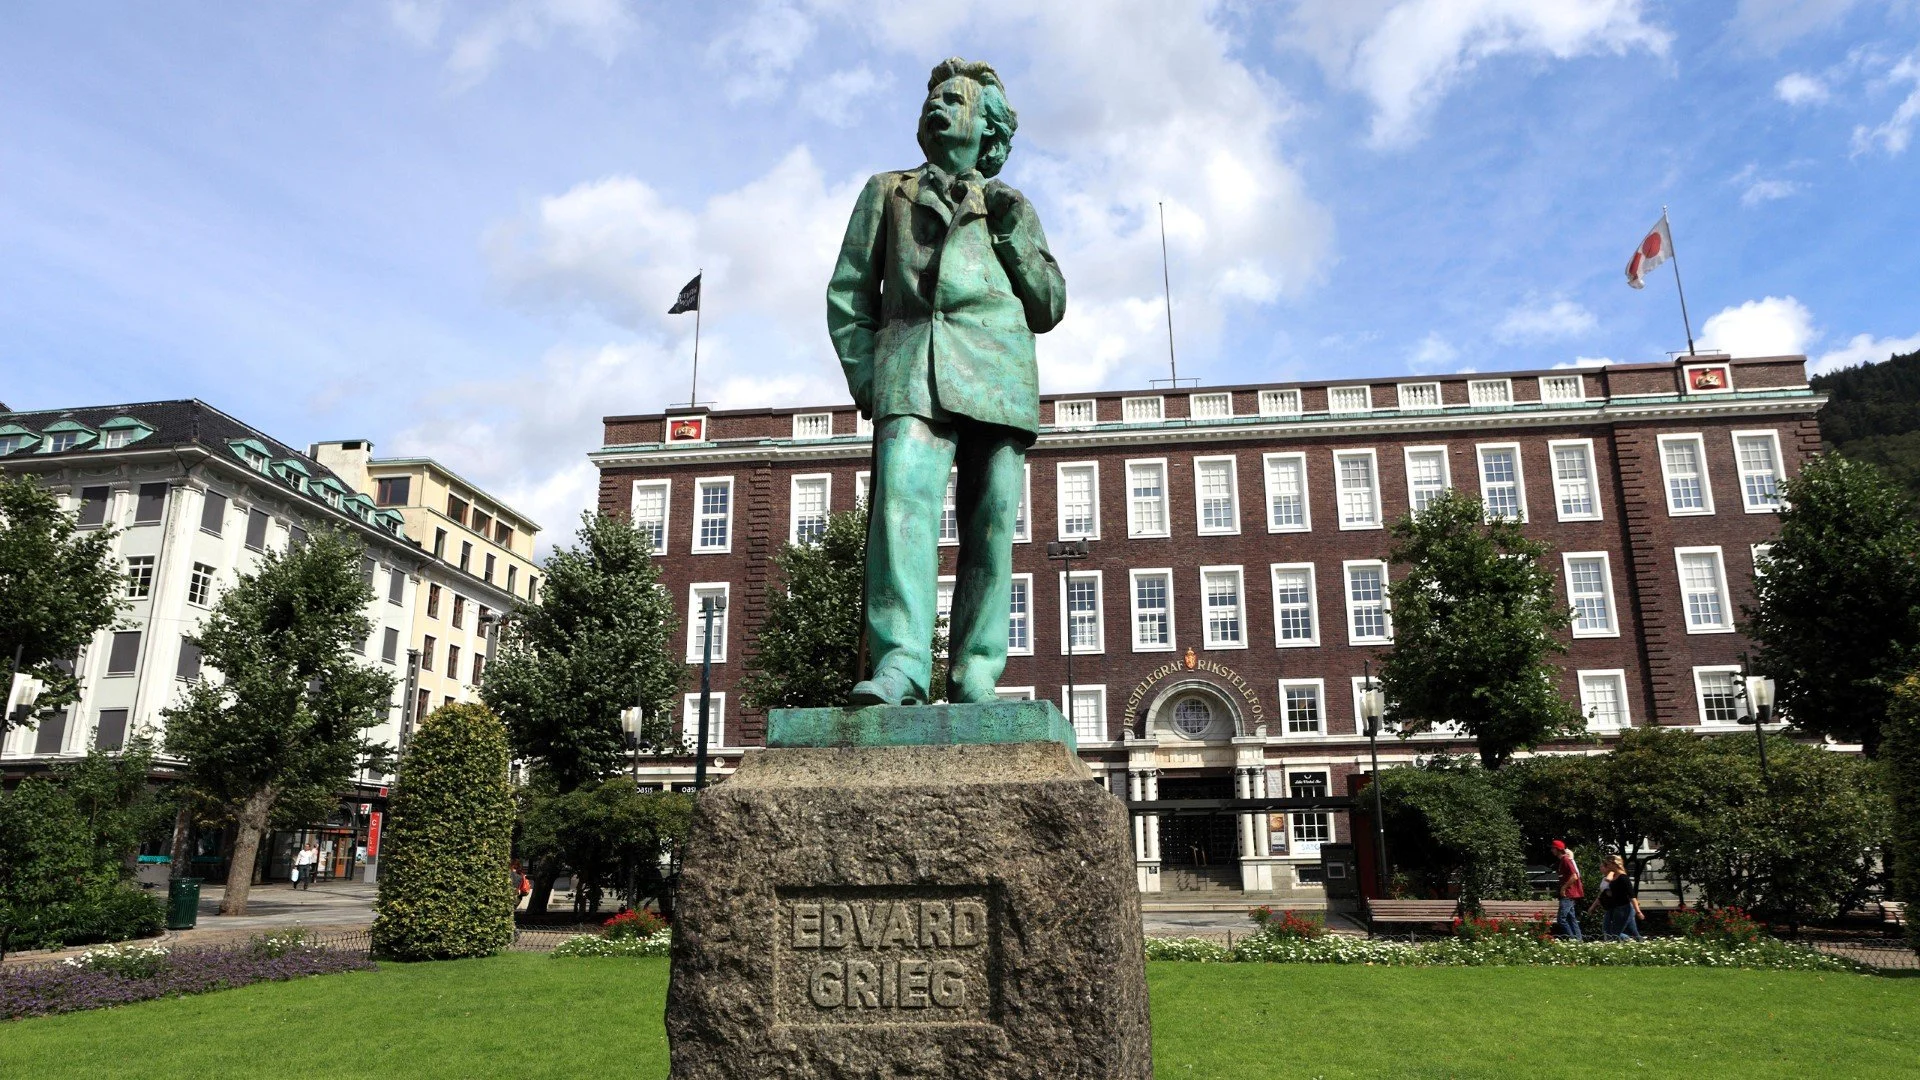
[[665, 704, 1152, 1079]]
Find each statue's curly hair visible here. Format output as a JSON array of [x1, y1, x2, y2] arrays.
[[918, 57, 1018, 177]]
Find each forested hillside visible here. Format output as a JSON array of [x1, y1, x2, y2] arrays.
[[1812, 349, 1920, 503]]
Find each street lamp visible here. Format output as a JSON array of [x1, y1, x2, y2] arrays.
[[694, 594, 727, 791], [1742, 672, 1776, 786], [1360, 659, 1389, 900], [1047, 539, 1091, 727], [620, 705, 647, 782]]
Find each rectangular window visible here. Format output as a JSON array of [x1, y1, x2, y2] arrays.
[[33, 709, 68, 754], [1270, 563, 1318, 647], [1549, 440, 1601, 520], [507, 565, 517, 593], [1733, 431, 1784, 512], [375, 476, 411, 506], [1563, 553, 1618, 637], [199, 490, 227, 535], [1334, 450, 1381, 529], [1477, 444, 1526, 522], [473, 652, 485, 683], [1344, 561, 1391, 644], [176, 637, 203, 682], [1328, 386, 1371, 413], [188, 563, 215, 607], [1404, 447, 1450, 513], [382, 627, 400, 664], [1658, 435, 1713, 515], [1059, 571, 1104, 654], [452, 596, 465, 629], [528, 577, 539, 604], [433, 528, 447, 559], [1469, 379, 1513, 406], [427, 584, 441, 619], [245, 508, 269, 551], [1194, 456, 1240, 534], [1013, 465, 1030, 542], [936, 577, 954, 654], [1259, 389, 1303, 416], [1201, 566, 1245, 649], [495, 522, 513, 548], [1054, 399, 1096, 428], [1263, 453, 1309, 532], [1190, 392, 1233, 419], [77, 487, 110, 528], [1126, 460, 1169, 537], [288, 525, 307, 550], [1677, 547, 1733, 632], [939, 469, 959, 546], [1579, 670, 1629, 730], [792, 412, 833, 440], [125, 556, 155, 599], [1007, 574, 1032, 655], [458, 541, 473, 572], [1065, 686, 1107, 742], [388, 567, 406, 605], [681, 692, 727, 749], [134, 483, 168, 524], [1695, 667, 1744, 726], [422, 636, 436, 671], [686, 584, 730, 662], [1539, 374, 1585, 403], [360, 556, 377, 588], [99, 428, 131, 449], [48, 431, 83, 453], [1122, 396, 1164, 422], [447, 495, 468, 526], [1279, 680, 1325, 735], [632, 480, 670, 554], [1290, 771, 1332, 852], [1751, 542, 1775, 578], [1057, 463, 1099, 540], [1130, 569, 1174, 651], [107, 631, 141, 676], [447, 644, 460, 680], [472, 511, 494, 540], [694, 477, 734, 552], [791, 474, 830, 545], [1397, 382, 1441, 410], [95, 709, 129, 751]]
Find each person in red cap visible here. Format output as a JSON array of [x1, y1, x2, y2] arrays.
[[1551, 840, 1584, 940]]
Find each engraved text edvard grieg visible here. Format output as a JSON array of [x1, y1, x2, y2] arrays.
[[774, 890, 996, 1025]]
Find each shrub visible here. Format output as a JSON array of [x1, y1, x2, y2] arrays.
[[248, 927, 315, 959], [1141, 937, 1233, 962], [1670, 906, 1765, 948], [1248, 907, 1326, 940], [65, 887, 165, 946], [1451, 914, 1553, 943], [1886, 673, 1920, 957], [4, 941, 373, 1020], [1375, 757, 1528, 905], [61, 942, 169, 979], [550, 930, 673, 958], [603, 908, 668, 940], [1203, 934, 1860, 972], [372, 703, 517, 961]]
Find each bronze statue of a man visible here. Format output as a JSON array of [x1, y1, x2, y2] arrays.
[[827, 58, 1067, 707]]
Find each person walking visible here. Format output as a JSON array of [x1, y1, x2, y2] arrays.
[[1589, 854, 1645, 941], [1551, 840, 1584, 941], [292, 842, 318, 891]]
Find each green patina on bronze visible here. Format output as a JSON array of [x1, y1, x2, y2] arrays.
[[767, 701, 1078, 752], [827, 57, 1066, 710]]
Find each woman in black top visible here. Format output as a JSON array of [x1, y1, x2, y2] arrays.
[[1590, 854, 1644, 941]]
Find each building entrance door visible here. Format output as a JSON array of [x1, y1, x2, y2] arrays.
[[1155, 774, 1238, 868]]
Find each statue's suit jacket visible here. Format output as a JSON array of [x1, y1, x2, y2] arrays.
[[827, 166, 1067, 439]]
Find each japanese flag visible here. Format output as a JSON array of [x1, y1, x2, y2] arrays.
[[1625, 215, 1672, 289]]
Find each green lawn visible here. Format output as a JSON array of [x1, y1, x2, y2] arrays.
[[5, 955, 1916, 1079]]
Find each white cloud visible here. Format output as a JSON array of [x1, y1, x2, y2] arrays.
[[1731, 0, 1866, 51], [1554, 355, 1615, 368], [1279, 0, 1671, 147], [798, 67, 888, 126], [708, 0, 817, 102], [1811, 330, 1920, 375], [1741, 177, 1804, 205], [1697, 295, 1817, 357], [388, 0, 640, 88], [1774, 71, 1830, 105], [1496, 299, 1596, 342], [1852, 52, 1920, 155], [1409, 332, 1459, 372]]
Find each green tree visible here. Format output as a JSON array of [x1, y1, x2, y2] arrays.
[[743, 509, 866, 710], [1379, 489, 1584, 769], [516, 779, 694, 916], [1878, 673, 1920, 954], [0, 474, 125, 735], [1747, 453, 1920, 753], [1813, 348, 1920, 504], [1374, 756, 1528, 905], [372, 703, 517, 960], [163, 529, 395, 915]]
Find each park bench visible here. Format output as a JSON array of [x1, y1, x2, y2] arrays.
[[1363, 899, 1459, 938], [1477, 900, 1559, 922]]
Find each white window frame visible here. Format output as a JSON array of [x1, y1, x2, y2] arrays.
[[1055, 462, 1101, 541], [1333, 449, 1382, 530], [1007, 573, 1034, 656], [1262, 452, 1311, 533], [1397, 382, 1441, 410], [1062, 684, 1109, 743], [1259, 389, 1303, 416], [1199, 564, 1248, 650], [1343, 559, 1392, 645], [1013, 463, 1032, 543], [1657, 434, 1715, 517], [685, 582, 731, 663], [1750, 542, 1775, 578], [936, 576, 956, 659], [1269, 562, 1319, 648], [854, 470, 871, 508], [1189, 392, 1233, 420], [1328, 386, 1372, 414], [1122, 396, 1164, 423], [1731, 429, 1785, 514], [1468, 378, 1514, 407], [856, 414, 873, 438], [125, 555, 156, 600], [1675, 546, 1735, 634], [1125, 458, 1170, 539], [1476, 443, 1528, 523], [1692, 665, 1746, 727], [1054, 399, 1097, 429], [1577, 669, 1631, 732], [791, 412, 833, 440], [938, 468, 959, 547], [1193, 455, 1241, 536], [789, 473, 832, 546], [1057, 569, 1106, 655], [631, 479, 671, 555], [1287, 768, 1335, 854], [1128, 568, 1177, 653], [1562, 551, 1620, 638], [1277, 678, 1327, 737], [1547, 439, 1602, 522], [681, 692, 726, 749], [692, 476, 735, 554], [995, 686, 1036, 701], [1402, 445, 1452, 514], [1539, 374, 1586, 403]]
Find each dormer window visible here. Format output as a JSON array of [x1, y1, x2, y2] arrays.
[[41, 421, 97, 453], [95, 417, 154, 450], [0, 426, 38, 456], [228, 439, 273, 473], [269, 459, 312, 493]]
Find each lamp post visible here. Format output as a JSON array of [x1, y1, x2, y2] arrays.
[[1047, 538, 1091, 726], [1741, 671, 1776, 787], [620, 705, 647, 783], [694, 594, 727, 791], [1360, 660, 1389, 900]]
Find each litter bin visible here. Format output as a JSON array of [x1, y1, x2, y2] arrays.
[[166, 877, 202, 930]]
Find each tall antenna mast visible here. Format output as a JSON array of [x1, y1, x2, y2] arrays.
[[1158, 203, 1178, 386]]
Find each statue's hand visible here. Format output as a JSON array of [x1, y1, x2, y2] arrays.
[[986, 183, 1024, 234]]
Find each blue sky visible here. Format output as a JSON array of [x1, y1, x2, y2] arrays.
[[5, 1, 1918, 552]]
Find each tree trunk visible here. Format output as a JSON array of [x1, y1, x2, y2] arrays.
[[528, 859, 558, 915], [219, 787, 275, 916], [167, 802, 193, 879]]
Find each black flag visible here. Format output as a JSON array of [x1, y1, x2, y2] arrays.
[[668, 273, 701, 314]]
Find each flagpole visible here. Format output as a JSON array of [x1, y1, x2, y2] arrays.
[[1663, 209, 1697, 356], [689, 268, 703, 406], [1158, 202, 1178, 385]]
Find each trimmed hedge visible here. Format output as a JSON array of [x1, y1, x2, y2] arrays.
[[1888, 673, 1920, 957], [371, 703, 517, 960]]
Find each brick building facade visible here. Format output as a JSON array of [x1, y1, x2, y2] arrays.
[[592, 354, 1820, 897]]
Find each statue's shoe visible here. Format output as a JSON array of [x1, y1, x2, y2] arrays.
[[849, 669, 921, 707]]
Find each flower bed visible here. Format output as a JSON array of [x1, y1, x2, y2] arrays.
[[3, 933, 375, 1021], [550, 930, 674, 958], [1143, 933, 1864, 972]]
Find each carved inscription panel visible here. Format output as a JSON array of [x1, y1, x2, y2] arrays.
[[773, 887, 998, 1026]]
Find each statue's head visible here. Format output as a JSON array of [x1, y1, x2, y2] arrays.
[[917, 57, 1018, 177]]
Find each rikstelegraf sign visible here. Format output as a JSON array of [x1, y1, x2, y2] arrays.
[[1125, 646, 1268, 730]]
